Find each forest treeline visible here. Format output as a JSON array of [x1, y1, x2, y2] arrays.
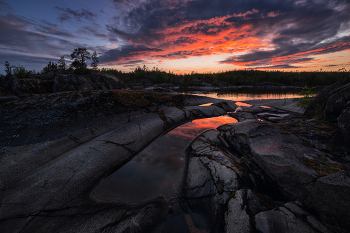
[[101, 65, 350, 86], [2, 47, 349, 86]]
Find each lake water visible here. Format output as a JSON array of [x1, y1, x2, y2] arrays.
[[93, 116, 238, 203], [93, 87, 316, 203], [182, 86, 312, 102]]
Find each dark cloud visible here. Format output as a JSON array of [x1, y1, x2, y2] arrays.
[[2, 0, 350, 71], [173, 37, 197, 45], [218, 1, 350, 67], [0, 52, 56, 68], [55, 7, 97, 22], [220, 36, 350, 67], [102, 0, 350, 67], [122, 59, 144, 67], [0, 0, 11, 11], [326, 64, 339, 67], [0, 14, 85, 73], [79, 25, 109, 39], [99, 45, 162, 63], [250, 64, 301, 69], [180, 22, 230, 36]]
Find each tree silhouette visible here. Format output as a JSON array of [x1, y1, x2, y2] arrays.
[[42, 61, 57, 73], [91, 51, 99, 70], [58, 56, 66, 70], [5, 61, 11, 76], [70, 47, 91, 70]]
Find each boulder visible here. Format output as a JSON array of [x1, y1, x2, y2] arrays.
[[217, 120, 350, 230], [183, 130, 240, 227], [255, 209, 315, 233], [255, 201, 332, 233], [305, 76, 350, 120], [224, 190, 251, 233], [324, 81, 350, 121], [0, 93, 234, 232], [0, 72, 126, 96], [338, 107, 350, 147]]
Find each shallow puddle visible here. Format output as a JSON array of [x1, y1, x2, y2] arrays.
[[93, 115, 237, 203], [199, 103, 213, 106]]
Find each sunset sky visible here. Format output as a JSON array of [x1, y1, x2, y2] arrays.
[[1, 0, 350, 74]]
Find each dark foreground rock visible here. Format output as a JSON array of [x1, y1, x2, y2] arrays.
[[180, 103, 349, 232], [0, 90, 236, 232], [0, 71, 126, 98], [305, 76, 350, 150]]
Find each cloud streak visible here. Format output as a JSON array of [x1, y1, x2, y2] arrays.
[[1, 0, 350, 72], [97, 0, 350, 69], [55, 7, 97, 22]]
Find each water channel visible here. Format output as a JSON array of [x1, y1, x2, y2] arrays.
[[92, 87, 319, 231], [93, 115, 238, 203], [94, 87, 317, 203]]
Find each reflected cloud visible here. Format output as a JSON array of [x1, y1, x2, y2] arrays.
[[94, 115, 237, 203]]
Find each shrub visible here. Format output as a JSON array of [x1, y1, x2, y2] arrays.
[[293, 86, 316, 110], [42, 61, 57, 73], [12, 65, 27, 78]]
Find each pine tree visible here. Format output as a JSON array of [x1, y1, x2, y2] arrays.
[[58, 56, 66, 70], [42, 61, 57, 73], [5, 61, 11, 76], [70, 47, 91, 70], [91, 51, 99, 70]]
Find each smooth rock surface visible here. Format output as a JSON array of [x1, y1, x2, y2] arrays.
[[0, 92, 237, 232], [224, 190, 251, 233]]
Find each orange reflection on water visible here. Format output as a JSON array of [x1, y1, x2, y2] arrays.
[[199, 103, 213, 106], [169, 116, 238, 139], [235, 102, 252, 107], [94, 115, 238, 203], [193, 92, 301, 102]]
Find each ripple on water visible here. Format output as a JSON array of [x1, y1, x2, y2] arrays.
[[93, 115, 238, 203]]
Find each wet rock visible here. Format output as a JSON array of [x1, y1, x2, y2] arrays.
[[212, 101, 236, 112], [246, 189, 269, 215], [0, 95, 20, 103], [0, 71, 126, 96], [324, 81, 350, 121], [186, 105, 226, 118], [255, 208, 316, 233], [0, 92, 234, 232], [224, 190, 251, 233], [229, 111, 256, 122], [184, 130, 240, 227], [53, 73, 125, 92], [223, 120, 319, 197], [279, 202, 330, 233], [306, 170, 350, 230], [217, 120, 349, 230], [304, 77, 350, 118], [244, 106, 269, 114], [338, 107, 350, 146], [303, 77, 350, 151]]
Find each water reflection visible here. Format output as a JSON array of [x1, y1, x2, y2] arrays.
[[182, 86, 321, 102], [94, 116, 238, 203], [194, 89, 301, 101]]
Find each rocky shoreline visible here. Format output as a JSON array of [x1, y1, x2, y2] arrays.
[[182, 104, 349, 233], [0, 89, 238, 232], [0, 75, 349, 232]]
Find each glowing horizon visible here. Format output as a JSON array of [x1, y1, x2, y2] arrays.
[[0, 0, 349, 75]]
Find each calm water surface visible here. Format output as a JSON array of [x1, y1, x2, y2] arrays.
[[94, 87, 321, 203], [182, 86, 321, 101], [94, 116, 238, 203]]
